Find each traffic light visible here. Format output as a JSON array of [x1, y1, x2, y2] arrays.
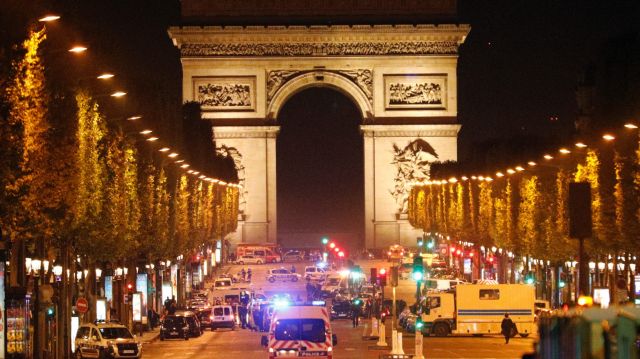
[[321, 237, 329, 245], [525, 272, 535, 285], [426, 240, 434, 250], [353, 298, 362, 306], [412, 257, 424, 281], [370, 268, 377, 284], [390, 266, 399, 287], [417, 237, 424, 247], [415, 317, 424, 331], [378, 268, 387, 286], [126, 283, 134, 302], [46, 305, 55, 318]]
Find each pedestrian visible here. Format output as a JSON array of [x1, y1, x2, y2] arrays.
[[501, 313, 515, 344], [169, 298, 177, 315], [247, 268, 252, 282], [351, 301, 361, 328], [291, 265, 296, 273], [241, 268, 246, 281], [238, 305, 248, 329]]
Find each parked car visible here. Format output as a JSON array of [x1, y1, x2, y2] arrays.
[[330, 299, 352, 320], [304, 266, 327, 281], [197, 308, 213, 330], [266, 268, 301, 283], [235, 254, 265, 265], [213, 277, 233, 290], [174, 310, 202, 338], [282, 250, 304, 262], [160, 315, 189, 341], [75, 321, 142, 358]]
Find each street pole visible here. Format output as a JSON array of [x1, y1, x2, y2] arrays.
[[578, 238, 589, 296]]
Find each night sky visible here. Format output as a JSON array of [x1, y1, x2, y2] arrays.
[[2, 0, 638, 246]]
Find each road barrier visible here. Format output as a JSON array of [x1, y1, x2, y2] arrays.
[[376, 323, 387, 346]]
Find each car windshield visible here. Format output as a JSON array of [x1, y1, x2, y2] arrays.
[[326, 278, 340, 286], [215, 280, 231, 287], [163, 317, 184, 326], [213, 308, 224, 316], [274, 319, 326, 342], [99, 327, 133, 339]]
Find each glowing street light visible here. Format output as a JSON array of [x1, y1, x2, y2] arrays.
[[97, 73, 115, 80], [543, 154, 553, 160], [602, 134, 615, 141], [38, 15, 61, 22], [527, 161, 537, 167], [559, 148, 571, 154], [575, 142, 587, 148], [624, 123, 638, 129], [180, 164, 190, 168], [139, 130, 153, 135], [158, 147, 170, 152], [68, 46, 88, 53], [146, 137, 158, 142], [168, 152, 179, 158], [127, 115, 141, 121], [110, 91, 127, 97]]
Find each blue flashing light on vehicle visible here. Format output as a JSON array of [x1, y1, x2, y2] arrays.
[[312, 300, 326, 306]]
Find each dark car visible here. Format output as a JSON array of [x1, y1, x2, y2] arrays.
[[175, 310, 202, 337], [160, 315, 189, 341], [197, 308, 213, 330], [330, 300, 352, 320]]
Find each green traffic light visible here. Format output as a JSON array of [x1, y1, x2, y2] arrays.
[[559, 281, 566, 288], [426, 241, 434, 249], [412, 271, 423, 281], [415, 320, 424, 329], [46, 307, 55, 316], [417, 240, 424, 247], [321, 237, 329, 245], [354, 299, 361, 305]]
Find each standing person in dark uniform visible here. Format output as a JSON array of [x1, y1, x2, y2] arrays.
[[501, 313, 514, 344], [351, 300, 361, 328], [238, 304, 248, 329]]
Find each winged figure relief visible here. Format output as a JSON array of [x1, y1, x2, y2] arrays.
[[390, 139, 439, 214]]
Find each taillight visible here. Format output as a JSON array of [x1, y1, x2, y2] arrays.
[[210, 315, 214, 320]]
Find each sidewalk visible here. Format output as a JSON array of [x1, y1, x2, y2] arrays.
[[139, 327, 161, 344]]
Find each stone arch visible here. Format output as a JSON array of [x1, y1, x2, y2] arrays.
[[267, 71, 373, 121]]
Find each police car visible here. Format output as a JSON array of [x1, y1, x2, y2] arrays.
[[266, 268, 301, 283], [75, 321, 142, 358]]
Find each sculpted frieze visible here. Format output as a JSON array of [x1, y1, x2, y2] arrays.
[[180, 41, 459, 57]]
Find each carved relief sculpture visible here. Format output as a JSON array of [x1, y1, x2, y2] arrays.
[[181, 41, 460, 57], [215, 145, 247, 215], [384, 74, 447, 110], [194, 76, 256, 111], [267, 69, 373, 105], [390, 139, 439, 214]]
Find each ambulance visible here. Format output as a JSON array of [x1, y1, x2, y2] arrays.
[[261, 304, 337, 358]]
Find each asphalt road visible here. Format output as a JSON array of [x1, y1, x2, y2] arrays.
[[145, 259, 536, 358]]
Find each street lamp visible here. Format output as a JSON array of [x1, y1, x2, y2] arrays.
[[68, 46, 88, 53], [38, 15, 61, 22]]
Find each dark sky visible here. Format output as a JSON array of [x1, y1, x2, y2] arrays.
[[3, 0, 638, 244]]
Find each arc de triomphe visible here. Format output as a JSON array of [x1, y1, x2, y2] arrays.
[[169, 2, 469, 249]]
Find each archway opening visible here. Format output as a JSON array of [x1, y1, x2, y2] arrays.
[[277, 87, 363, 250]]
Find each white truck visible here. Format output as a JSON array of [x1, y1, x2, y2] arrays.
[[420, 284, 536, 337]]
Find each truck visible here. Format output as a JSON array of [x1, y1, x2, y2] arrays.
[[420, 284, 536, 337], [235, 243, 282, 263]]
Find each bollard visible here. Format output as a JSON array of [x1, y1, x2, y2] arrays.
[[377, 322, 387, 346], [370, 318, 379, 337], [414, 330, 424, 359], [396, 331, 405, 355], [391, 329, 398, 353]]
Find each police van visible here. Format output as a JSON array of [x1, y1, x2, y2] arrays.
[[261, 304, 337, 358]]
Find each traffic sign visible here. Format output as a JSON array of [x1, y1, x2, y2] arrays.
[[76, 297, 89, 313]]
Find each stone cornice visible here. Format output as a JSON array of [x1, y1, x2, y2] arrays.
[[212, 126, 280, 139], [360, 124, 461, 137], [169, 24, 469, 57]]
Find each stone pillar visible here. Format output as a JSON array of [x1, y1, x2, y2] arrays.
[[213, 126, 280, 245]]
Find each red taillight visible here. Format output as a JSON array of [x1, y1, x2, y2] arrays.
[[210, 315, 214, 320]]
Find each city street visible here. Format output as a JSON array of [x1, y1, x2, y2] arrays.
[[145, 260, 536, 358]]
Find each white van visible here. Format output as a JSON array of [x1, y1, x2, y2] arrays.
[[423, 278, 466, 291], [304, 266, 327, 281], [210, 305, 236, 331], [213, 277, 233, 290], [261, 305, 337, 358]]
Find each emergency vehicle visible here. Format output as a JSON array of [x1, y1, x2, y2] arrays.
[[261, 304, 337, 358], [236, 243, 282, 263], [420, 283, 536, 337]]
